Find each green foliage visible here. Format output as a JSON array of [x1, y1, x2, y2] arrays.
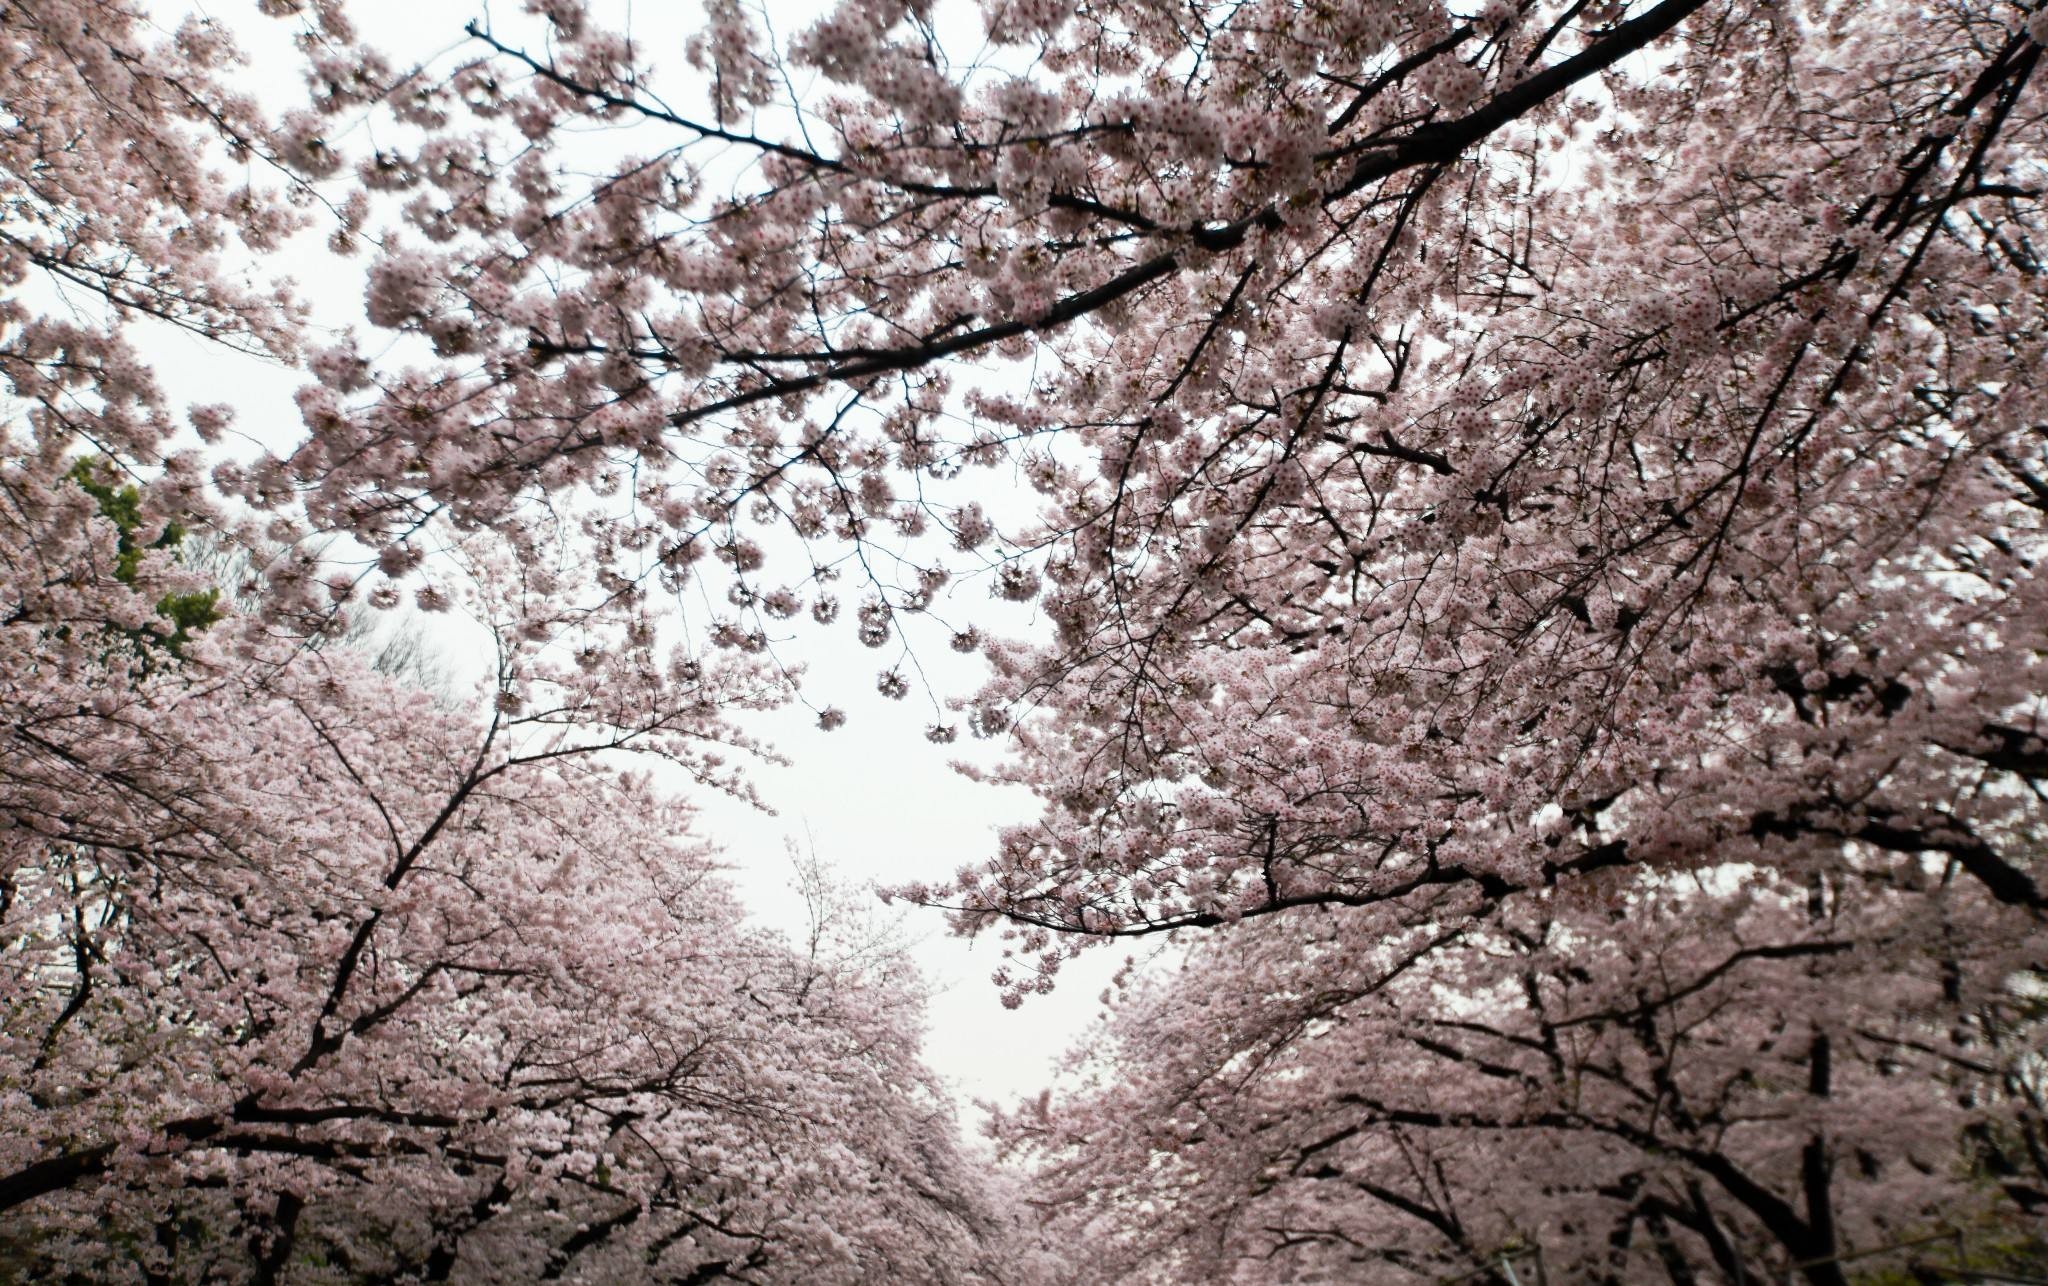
[[66, 458, 222, 657]]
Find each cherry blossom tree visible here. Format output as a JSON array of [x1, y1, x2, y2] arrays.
[[0, 5, 1050, 1280], [0, 435, 1052, 1282], [0, 382, 1063, 1280], [246, 0, 2048, 962], [986, 866, 2048, 1282], [6, 0, 2048, 1279]]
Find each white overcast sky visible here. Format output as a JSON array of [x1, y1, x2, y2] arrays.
[[135, 0, 1127, 1121]]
